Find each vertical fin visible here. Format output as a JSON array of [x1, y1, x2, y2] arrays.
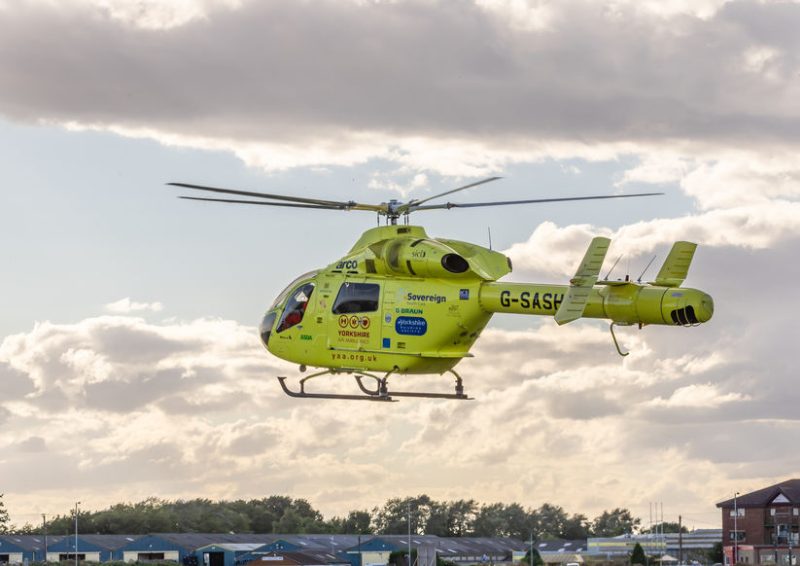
[[554, 236, 611, 325], [651, 241, 697, 287]]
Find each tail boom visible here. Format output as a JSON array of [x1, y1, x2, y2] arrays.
[[479, 281, 713, 326]]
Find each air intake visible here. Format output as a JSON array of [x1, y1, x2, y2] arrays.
[[441, 253, 469, 273]]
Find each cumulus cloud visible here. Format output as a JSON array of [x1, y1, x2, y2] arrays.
[[3, 236, 800, 527], [646, 383, 750, 409], [4, 0, 800, 532], [1, 0, 800, 174], [505, 197, 800, 280], [105, 297, 164, 313]]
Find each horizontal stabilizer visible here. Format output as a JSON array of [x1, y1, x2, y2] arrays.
[[651, 241, 697, 287], [555, 236, 611, 325]]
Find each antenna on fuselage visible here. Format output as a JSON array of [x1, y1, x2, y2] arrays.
[[604, 255, 623, 280], [637, 255, 657, 283], [487, 227, 493, 250]]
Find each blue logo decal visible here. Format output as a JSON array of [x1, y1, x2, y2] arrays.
[[382, 337, 391, 348], [395, 316, 428, 336], [459, 289, 470, 300]]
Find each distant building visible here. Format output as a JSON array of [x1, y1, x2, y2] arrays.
[[45, 534, 135, 562], [0, 535, 63, 563], [717, 479, 800, 566], [588, 536, 665, 558], [239, 550, 351, 566], [530, 539, 587, 566], [588, 529, 721, 564]]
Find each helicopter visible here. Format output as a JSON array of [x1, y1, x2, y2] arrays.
[[169, 177, 714, 402]]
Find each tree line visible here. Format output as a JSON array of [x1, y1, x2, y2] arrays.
[[2, 493, 645, 540]]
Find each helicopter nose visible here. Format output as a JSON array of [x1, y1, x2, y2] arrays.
[[259, 311, 277, 348]]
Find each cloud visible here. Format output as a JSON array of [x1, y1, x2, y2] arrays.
[[646, 383, 750, 409], [105, 297, 164, 313], [3, 0, 800, 531], [1, 0, 800, 174], [2, 235, 800, 529], [505, 197, 800, 280]]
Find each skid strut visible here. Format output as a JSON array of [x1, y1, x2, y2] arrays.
[[277, 370, 395, 401], [356, 369, 472, 400]]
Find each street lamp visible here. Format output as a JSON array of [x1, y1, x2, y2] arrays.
[[74, 502, 81, 566], [530, 530, 534, 566], [42, 514, 48, 562], [733, 493, 740, 566], [408, 502, 412, 566]]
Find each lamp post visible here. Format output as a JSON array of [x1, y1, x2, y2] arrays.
[[42, 514, 47, 562], [733, 493, 740, 566], [74, 502, 80, 566], [530, 531, 534, 566], [408, 501, 412, 566]]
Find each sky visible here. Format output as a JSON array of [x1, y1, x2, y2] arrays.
[[1, 0, 800, 532]]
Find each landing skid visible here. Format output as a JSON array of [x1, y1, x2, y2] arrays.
[[276, 369, 473, 401], [355, 371, 472, 400], [277, 376, 395, 401]]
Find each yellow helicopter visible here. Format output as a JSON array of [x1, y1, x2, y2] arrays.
[[170, 178, 714, 401]]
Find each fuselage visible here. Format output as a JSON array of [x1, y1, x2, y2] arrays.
[[258, 225, 713, 375]]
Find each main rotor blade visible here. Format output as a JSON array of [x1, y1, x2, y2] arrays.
[[401, 176, 503, 211], [178, 196, 346, 210], [169, 182, 356, 208], [409, 192, 664, 211]]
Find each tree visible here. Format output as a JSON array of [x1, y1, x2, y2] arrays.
[[631, 543, 647, 566], [473, 503, 507, 537], [707, 542, 724, 564], [425, 500, 477, 537], [328, 510, 372, 534], [373, 495, 432, 535], [522, 549, 544, 566], [245, 496, 294, 532], [532, 504, 572, 540], [0, 494, 9, 534], [592, 508, 641, 536], [562, 514, 590, 540], [274, 499, 327, 533], [501, 503, 535, 540]]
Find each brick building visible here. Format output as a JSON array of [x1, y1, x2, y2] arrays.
[[717, 479, 800, 566]]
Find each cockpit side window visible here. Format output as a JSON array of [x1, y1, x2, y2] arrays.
[[276, 283, 315, 333], [270, 270, 319, 310], [332, 282, 380, 314]]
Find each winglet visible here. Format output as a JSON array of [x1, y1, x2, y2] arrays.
[[650, 241, 697, 287], [555, 237, 611, 325]]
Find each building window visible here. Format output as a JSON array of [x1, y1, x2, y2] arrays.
[[794, 508, 799, 516], [730, 508, 746, 517], [730, 530, 746, 541], [772, 508, 777, 516]]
